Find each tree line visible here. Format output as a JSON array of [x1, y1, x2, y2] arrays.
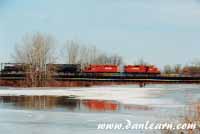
[[163, 63, 200, 75], [12, 33, 124, 86]]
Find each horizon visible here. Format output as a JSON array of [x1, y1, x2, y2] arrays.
[[0, 0, 200, 68]]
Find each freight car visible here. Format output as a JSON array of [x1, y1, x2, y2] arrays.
[[48, 64, 81, 74], [1, 64, 26, 74]]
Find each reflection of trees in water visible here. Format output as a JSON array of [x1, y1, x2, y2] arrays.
[[0, 96, 152, 112], [0, 96, 80, 110]]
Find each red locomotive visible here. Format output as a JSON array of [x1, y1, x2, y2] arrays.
[[83, 64, 119, 73], [124, 65, 160, 74], [124, 65, 146, 73], [83, 64, 160, 75], [147, 65, 160, 74]]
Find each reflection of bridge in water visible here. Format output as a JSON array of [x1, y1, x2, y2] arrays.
[[0, 96, 151, 112]]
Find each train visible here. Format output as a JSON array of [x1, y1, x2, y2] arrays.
[[0, 63, 160, 75]]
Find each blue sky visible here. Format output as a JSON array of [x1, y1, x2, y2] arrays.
[[0, 0, 200, 67]]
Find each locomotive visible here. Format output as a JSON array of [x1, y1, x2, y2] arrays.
[[83, 64, 119, 73], [124, 65, 160, 74], [83, 64, 160, 75]]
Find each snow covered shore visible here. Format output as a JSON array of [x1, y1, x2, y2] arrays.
[[0, 86, 179, 106]]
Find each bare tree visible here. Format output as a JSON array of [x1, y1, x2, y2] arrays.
[[63, 40, 124, 71], [65, 40, 80, 64], [191, 58, 200, 67], [93, 54, 123, 65], [78, 45, 99, 67], [174, 64, 182, 74], [163, 65, 172, 74], [134, 58, 148, 65], [109, 54, 123, 65], [13, 33, 56, 87]]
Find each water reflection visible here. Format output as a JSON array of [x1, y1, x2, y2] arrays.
[[83, 100, 118, 111], [124, 104, 152, 111], [0, 96, 80, 111], [0, 96, 151, 112]]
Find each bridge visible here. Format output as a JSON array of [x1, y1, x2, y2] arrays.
[[0, 63, 199, 87], [0, 73, 200, 83]]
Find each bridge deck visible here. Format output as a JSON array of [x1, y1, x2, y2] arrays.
[[0, 73, 200, 83]]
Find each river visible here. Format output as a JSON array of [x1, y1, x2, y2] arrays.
[[0, 84, 199, 134]]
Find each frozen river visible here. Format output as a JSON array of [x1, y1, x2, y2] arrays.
[[0, 84, 199, 134]]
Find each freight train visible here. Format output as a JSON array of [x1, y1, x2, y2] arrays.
[[0, 63, 160, 76]]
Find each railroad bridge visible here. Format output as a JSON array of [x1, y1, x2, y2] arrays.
[[0, 73, 200, 87], [0, 63, 200, 87]]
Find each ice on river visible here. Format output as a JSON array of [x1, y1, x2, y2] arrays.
[[0, 86, 180, 106], [0, 85, 199, 134]]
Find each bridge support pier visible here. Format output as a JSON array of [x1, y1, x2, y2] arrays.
[[139, 82, 146, 88]]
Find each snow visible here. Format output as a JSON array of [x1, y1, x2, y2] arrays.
[[0, 86, 180, 106]]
